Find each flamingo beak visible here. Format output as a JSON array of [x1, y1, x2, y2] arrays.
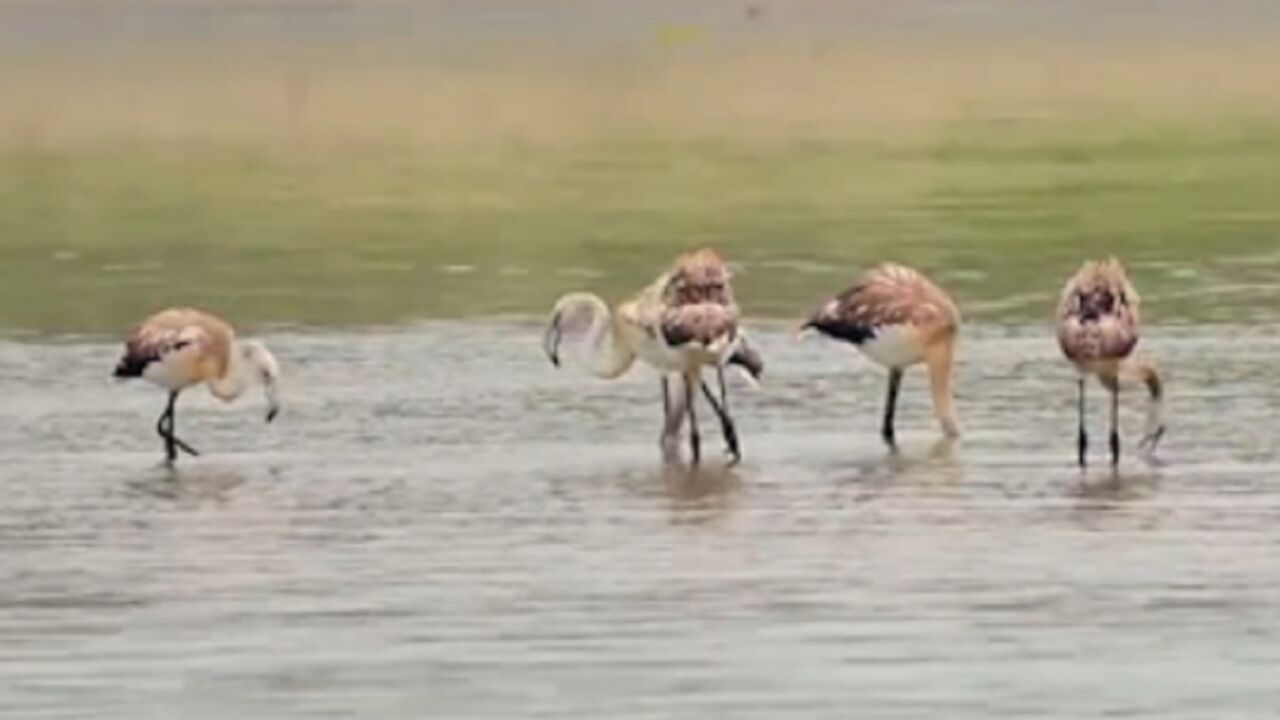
[[543, 314, 562, 367], [264, 378, 280, 423]]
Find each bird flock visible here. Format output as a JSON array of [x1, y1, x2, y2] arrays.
[[114, 250, 1163, 469]]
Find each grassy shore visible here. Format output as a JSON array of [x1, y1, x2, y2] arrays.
[[3, 40, 1280, 332]]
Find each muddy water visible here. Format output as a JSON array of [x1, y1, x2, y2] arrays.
[[2, 322, 1277, 718]]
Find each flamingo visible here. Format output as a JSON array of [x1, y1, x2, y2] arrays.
[[802, 263, 961, 446], [542, 248, 763, 464], [113, 308, 281, 463], [1057, 258, 1164, 467]]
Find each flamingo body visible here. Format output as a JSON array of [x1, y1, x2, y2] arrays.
[[1056, 258, 1164, 466], [114, 308, 281, 463], [804, 263, 961, 444], [544, 249, 761, 464]]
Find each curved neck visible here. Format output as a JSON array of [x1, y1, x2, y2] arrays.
[[207, 341, 249, 400], [1121, 356, 1163, 436], [586, 306, 634, 379], [926, 336, 961, 438]]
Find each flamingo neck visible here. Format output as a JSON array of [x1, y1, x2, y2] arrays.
[[207, 342, 249, 401], [1121, 356, 1164, 437], [586, 309, 634, 379], [927, 337, 961, 438]]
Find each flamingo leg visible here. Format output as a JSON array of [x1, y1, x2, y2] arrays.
[[882, 368, 903, 447], [155, 391, 200, 463], [1077, 377, 1088, 467], [660, 376, 686, 462], [662, 376, 671, 421], [700, 368, 740, 465], [718, 365, 731, 417], [685, 373, 701, 465], [717, 366, 740, 462], [154, 399, 175, 463], [1110, 386, 1121, 467]]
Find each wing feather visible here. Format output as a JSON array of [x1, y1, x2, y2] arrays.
[[1057, 259, 1141, 363], [805, 264, 959, 345], [116, 308, 234, 379]]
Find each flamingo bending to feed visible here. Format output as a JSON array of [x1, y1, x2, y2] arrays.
[[1057, 258, 1164, 467], [113, 308, 281, 463], [543, 248, 763, 464], [802, 263, 961, 446]]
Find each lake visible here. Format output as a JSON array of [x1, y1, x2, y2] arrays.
[[2, 320, 1279, 717], [3, 1, 1280, 717]]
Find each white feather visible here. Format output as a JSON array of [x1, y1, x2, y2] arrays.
[[141, 350, 195, 391], [858, 324, 922, 369]]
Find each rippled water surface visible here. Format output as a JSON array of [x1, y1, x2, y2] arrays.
[[5, 1, 1280, 715], [3, 323, 1278, 718]]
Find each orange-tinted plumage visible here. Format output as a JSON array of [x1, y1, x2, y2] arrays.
[[544, 248, 761, 464], [118, 308, 235, 385], [1057, 257, 1140, 371], [114, 307, 281, 463], [659, 249, 741, 353], [805, 263, 961, 443], [1056, 258, 1164, 466]]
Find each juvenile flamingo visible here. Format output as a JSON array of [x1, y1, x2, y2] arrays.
[[1057, 258, 1164, 467], [543, 249, 763, 464], [113, 308, 281, 463], [802, 263, 961, 446]]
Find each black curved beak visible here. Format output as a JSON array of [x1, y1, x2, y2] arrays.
[[543, 313, 562, 367], [113, 356, 145, 378], [263, 377, 280, 423], [728, 342, 764, 382]]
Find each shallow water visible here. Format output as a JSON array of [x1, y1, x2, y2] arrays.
[[4, 2, 1280, 715], [3, 322, 1278, 718]]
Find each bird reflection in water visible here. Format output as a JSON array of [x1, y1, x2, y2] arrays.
[[661, 461, 741, 501], [125, 465, 248, 507], [839, 436, 962, 499], [1072, 465, 1160, 501]]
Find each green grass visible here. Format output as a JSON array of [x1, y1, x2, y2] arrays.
[[3, 116, 1280, 334]]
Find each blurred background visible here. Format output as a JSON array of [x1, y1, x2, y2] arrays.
[[3, 0, 1280, 333], [5, 5, 1280, 719]]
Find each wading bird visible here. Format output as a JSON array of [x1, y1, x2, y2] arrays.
[[543, 249, 763, 465], [1057, 258, 1164, 467], [802, 263, 961, 446], [113, 308, 281, 464]]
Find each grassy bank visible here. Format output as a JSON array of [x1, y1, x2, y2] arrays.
[[3, 41, 1280, 333]]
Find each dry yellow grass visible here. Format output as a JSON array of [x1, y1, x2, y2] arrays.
[[4, 39, 1280, 151]]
